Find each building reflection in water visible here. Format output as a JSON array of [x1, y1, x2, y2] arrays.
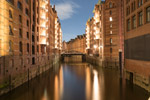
[[59, 66, 64, 99], [92, 69, 100, 100], [42, 89, 48, 100], [86, 67, 91, 100], [54, 66, 64, 100]]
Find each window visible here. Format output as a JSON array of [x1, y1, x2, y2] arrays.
[[17, 1, 22, 10], [9, 25, 13, 35], [32, 45, 35, 54], [32, 35, 35, 42], [110, 38, 112, 44], [19, 28, 22, 38], [9, 40, 13, 52], [32, 57, 35, 65], [127, 19, 131, 31], [19, 15, 22, 23], [37, 45, 39, 52], [110, 10, 112, 15], [110, 24, 112, 28], [6, 0, 14, 4], [110, 31, 112, 34], [26, 0, 28, 4], [19, 42, 22, 53], [25, 8, 29, 16], [9, 10, 12, 18], [110, 48, 112, 53], [27, 43, 29, 53], [138, 0, 143, 7], [27, 32, 29, 39], [146, 6, 150, 22], [109, 2, 112, 8], [109, 17, 113, 21], [131, 1, 136, 11], [132, 16, 136, 29], [138, 11, 143, 26], [27, 20, 29, 27]]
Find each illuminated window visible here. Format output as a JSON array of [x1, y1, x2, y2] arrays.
[[110, 38, 112, 44], [9, 25, 13, 35], [17, 1, 22, 10], [9, 10, 12, 18], [146, 6, 150, 22], [110, 31, 112, 34], [109, 17, 112, 21]]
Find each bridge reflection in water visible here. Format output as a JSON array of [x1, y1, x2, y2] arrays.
[[0, 63, 149, 100]]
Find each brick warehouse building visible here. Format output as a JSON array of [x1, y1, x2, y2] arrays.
[[66, 34, 86, 54], [85, 0, 124, 68], [124, 0, 150, 91], [0, 0, 62, 95]]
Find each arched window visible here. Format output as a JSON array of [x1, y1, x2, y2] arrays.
[[19, 42, 22, 52], [109, 2, 112, 8], [17, 1, 22, 10]]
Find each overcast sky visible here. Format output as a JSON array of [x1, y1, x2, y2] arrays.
[[51, 0, 100, 42]]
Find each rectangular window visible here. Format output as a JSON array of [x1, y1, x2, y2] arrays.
[[27, 43, 29, 53], [19, 15, 22, 23], [27, 32, 29, 39], [9, 25, 13, 35], [110, 48, 112, 53], [132, 16, 136, 29], [109, 17, 112, 21], [146, 6, 150, 22], [127, 19, 131, 31], [139, 11, 143, 26], [27, 20, 29, 27], [110, 38, 112, 44], [9, 10, 13, 18], [25, 8, 29, 16], [19, 28, 22, 38]]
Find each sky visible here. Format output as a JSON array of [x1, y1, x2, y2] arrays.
[[51, 0, 100, 42]]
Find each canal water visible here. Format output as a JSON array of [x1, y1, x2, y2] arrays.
[[0, 63, 149, 100]]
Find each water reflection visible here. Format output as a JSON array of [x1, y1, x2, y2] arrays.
[[92, 70, 100, 100], [0, 63, 149, 100]]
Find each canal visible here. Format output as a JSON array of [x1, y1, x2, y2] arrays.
[[0, 63, 149, 100]]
